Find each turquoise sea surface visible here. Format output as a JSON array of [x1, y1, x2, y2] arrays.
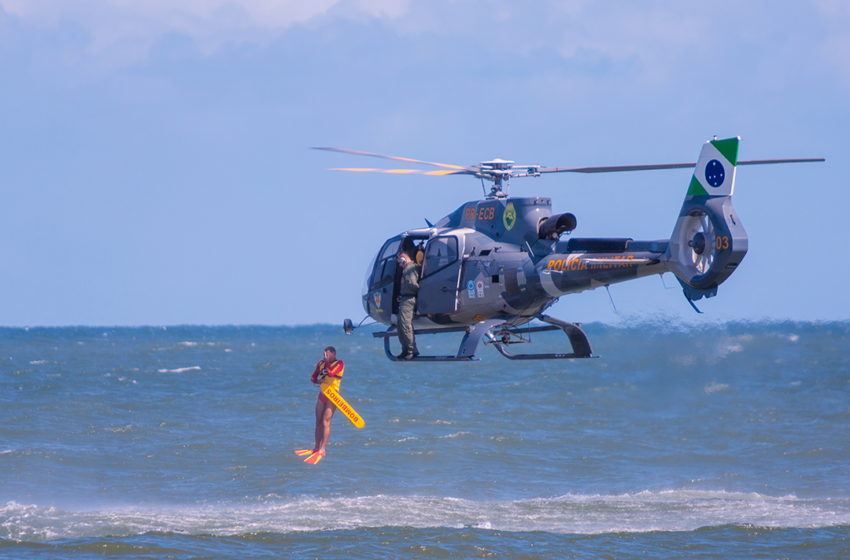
[[1, 322, 848, 558]]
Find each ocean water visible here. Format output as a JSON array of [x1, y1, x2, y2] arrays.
[[1, 322, 848, 559]]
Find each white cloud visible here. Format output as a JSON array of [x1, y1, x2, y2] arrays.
[[0, 0, 351, 53], [2, 0, 340, 31], [0, 0, 701, 62], [3, 0, 849, 90], [0, 0, 415, 70]]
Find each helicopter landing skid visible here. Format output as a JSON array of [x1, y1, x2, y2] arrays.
[[486, 315, 595, 360], [373, 320, 505, 362]]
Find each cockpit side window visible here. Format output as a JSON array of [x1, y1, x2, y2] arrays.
[[370, 238, 402, 290], [422, 236, 458, 278]]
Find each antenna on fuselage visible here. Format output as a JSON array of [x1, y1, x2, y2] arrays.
[[605, 285, 617, 312]]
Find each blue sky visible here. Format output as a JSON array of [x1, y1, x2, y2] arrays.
[[1, 0, 847, 326]]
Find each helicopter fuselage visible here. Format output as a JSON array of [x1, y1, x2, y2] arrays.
[[362, 196, 671, 330]]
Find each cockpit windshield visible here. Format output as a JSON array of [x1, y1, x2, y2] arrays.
[[362, 250, 379, 300], [380, 239, 401, 260], [368, 237, 403, 292]]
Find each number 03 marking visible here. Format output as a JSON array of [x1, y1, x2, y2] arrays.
[[716, 236, 730, 250]]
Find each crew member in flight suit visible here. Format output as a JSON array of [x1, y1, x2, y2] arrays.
[[397, 251, 420, 360]]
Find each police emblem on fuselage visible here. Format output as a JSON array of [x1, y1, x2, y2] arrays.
[[503, 202, 517, 231]]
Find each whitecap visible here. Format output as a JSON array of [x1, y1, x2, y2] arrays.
[[2, 492, 849, 540], [704, 381, 730, 394]]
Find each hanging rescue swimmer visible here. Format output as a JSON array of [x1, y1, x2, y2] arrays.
[[309, 346, 344, 461], [397, 249, 420, 360]]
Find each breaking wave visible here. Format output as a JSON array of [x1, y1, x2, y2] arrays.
[[3, 491, 849, 541]]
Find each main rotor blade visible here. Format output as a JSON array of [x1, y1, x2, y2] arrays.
[[313, 147, 470, 171], [738, 158, 825, 166], [537, 158, 824, 175], [330, 167, 468, 176], [538, 163, 695, 174]]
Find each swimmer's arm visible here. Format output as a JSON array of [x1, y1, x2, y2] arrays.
[[310, 360, 323, 384], [325, 361, 344, 378]]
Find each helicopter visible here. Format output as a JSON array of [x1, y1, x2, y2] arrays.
[[322, 137, 823, 362]]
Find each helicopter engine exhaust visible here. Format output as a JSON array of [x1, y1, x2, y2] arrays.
[[539, 213, 577, 240]]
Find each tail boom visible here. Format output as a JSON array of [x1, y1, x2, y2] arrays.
[[538, 240, 670, 297]]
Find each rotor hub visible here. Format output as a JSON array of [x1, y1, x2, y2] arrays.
[[689, 231, 707, 255]]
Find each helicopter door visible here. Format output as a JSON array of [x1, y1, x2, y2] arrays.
[[417, 235, 462, 315]]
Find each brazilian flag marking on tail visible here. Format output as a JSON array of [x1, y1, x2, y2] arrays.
[[686, 137, 739, 197]]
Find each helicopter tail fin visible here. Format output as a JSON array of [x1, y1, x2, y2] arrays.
[[665, 137, 748, 302]]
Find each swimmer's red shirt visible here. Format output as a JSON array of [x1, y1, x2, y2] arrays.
[[311, 359, 344, 392]]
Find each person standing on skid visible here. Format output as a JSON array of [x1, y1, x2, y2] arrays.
[[310, 346, 344, 460], [397, 250, 420, 360]]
